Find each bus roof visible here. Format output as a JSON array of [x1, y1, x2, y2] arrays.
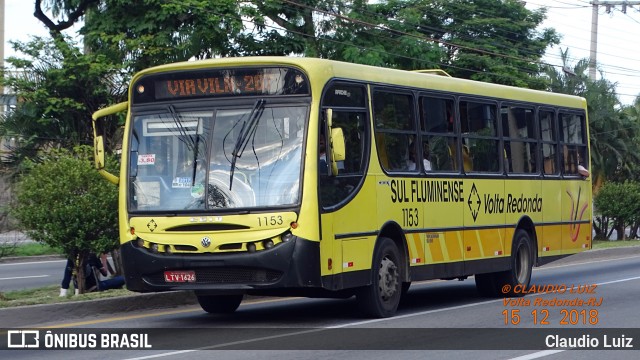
[[133, 57, 587, 109]]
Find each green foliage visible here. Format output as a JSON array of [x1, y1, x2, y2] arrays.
[[0, 36, 126, 165], [435, 0, 558, 89], [544, 49, 640, 190], [13, 146, 119, 258], [82, 0, 247, 72], [593, 181, 640, 240]]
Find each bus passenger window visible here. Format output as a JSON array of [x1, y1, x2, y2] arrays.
[[459, 100, 499, 173], [559, 112, 588, 176], [420, 96, 456, 172], [539, 109, 558, 175], [501, 105, 537, 174], [373, 91, 417, 173]]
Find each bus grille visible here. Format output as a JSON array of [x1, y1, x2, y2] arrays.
[[146, 268, 283, 285]]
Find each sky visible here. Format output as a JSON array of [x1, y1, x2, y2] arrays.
[[3, 0, 640, 105]]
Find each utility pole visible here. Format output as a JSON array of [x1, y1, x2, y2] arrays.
[[589, 1, 640, 80]]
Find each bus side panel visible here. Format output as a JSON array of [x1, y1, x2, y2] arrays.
[[541, 179, 563, 257], [561, 180, 592, 255], [504, 178, 543, 254], [462, 179, 505, 265]]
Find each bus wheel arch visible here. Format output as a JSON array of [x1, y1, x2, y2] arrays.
[[377, 221, 410, 283], [476, 222, 536, 298], [515, 216, 538, 267], [357, 236, 403, 318]]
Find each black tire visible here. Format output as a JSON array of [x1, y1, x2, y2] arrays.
[[475, 229, 533, 297], [357, 237, 402, 318], [401, 281, 411, 297], [501, 229, 533, 297], [196, 294, 243, 314], [474, 272, 500, 297]]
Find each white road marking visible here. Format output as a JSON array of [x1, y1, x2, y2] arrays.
[[0, 259, 66, 267], [0, 275, 49, 281]]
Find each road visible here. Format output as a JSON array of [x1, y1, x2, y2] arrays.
[[0, 258, 65, 291], [2, 247, 640, 359]]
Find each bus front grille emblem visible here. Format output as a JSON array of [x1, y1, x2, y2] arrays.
[[201, 237, 212, 248], [468, 183, 481, 222], [147, 219, 157, 232]]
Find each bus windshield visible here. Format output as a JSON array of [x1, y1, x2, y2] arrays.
[[128, 104, 307, 212]]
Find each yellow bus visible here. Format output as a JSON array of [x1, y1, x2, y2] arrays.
[[92, 57, 592, 318]]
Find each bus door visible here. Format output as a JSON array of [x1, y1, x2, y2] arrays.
[[319, 106, 370, 290]]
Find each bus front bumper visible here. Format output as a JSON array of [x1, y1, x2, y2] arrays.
[[120, 236, 321, 293]]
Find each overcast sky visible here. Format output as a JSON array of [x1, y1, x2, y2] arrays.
[[3, 0, 640, 105]]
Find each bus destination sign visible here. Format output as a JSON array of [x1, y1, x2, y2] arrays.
[[133, 67, 309, 103]]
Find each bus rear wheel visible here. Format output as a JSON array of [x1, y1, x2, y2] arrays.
[[196, 294, 243, 314], [357, 237, 402, 318], [475, 229, 533, 297]]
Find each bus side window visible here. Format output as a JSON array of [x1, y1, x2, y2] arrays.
[[502, 104, 537, 174], [459, 100, 499, 173], [539, 109, 558, 175], [559, 112, 588, 176], [374, 91, 416, 172], [420, 96, 456, 172]]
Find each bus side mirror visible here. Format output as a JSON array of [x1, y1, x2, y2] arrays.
[[92, 101, 128, 185], [330, 127, 345, 176]]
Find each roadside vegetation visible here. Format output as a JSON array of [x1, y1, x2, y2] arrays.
[[6, 242, 63, 257], [592, 239, 640, 250], [0, 285, 132, 308]]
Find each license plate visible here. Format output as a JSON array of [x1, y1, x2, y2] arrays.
[[164, 270, 196, 283]]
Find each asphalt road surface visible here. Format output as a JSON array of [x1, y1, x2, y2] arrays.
[[3, 247, 640, 359], [0, 258, 65, 291]]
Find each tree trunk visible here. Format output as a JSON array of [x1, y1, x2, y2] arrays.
[[615, 222, 625, 240]]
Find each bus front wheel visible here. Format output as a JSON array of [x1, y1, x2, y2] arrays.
[[196, 294, 243, 314], [357, 237, 402, 318]]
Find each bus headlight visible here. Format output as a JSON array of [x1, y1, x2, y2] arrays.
[[247, 243, 256, 253], [263, 240, 274, 249], [282, 232, 294, 242]]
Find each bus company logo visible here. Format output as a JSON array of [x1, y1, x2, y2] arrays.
[[147, 219, 158, 232], [7, 330, 40, 348], [201, 237, 212, 248], [468, 183, 481, 222], [567, 186, 588, 242]]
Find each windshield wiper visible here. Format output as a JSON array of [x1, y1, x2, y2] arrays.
[[229, 99, 265, 190], [168, 105, 196, 151]]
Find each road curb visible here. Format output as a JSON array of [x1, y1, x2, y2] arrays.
[[0, 291, 199, 327]]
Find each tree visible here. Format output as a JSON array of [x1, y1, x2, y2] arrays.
[[13, 146, 118, 293], [593, 181, 640, 240], [544, 49, 640, 193], [435, 0, 558, 89], [0, 36, 126, 164]]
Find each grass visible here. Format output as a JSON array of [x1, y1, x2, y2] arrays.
[[0, 285, 134, 308], [592, 239, 640, 249], [11, 242, 63, 257]]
